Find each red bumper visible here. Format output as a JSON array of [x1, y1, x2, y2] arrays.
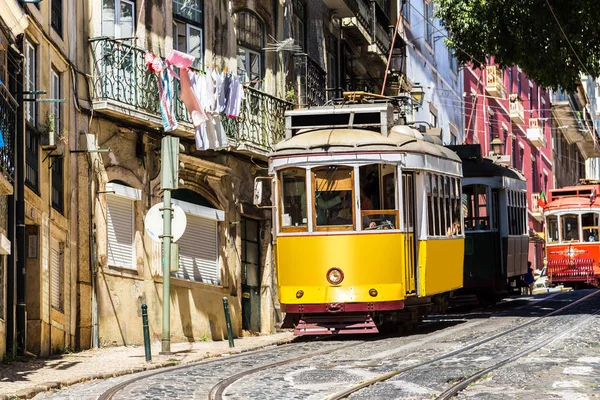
[[281, 300, 404, 314]]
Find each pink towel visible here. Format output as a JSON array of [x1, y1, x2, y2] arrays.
[[166, 50, 195, 69], [179, 69, 208, 127]]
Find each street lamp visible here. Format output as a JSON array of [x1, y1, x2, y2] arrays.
[[410, 84, 425, 110], [490, 136, 504, 155]]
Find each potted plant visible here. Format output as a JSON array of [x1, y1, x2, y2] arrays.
[[41, 113, 57, 150]]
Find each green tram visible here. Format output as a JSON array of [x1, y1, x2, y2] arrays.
[[448, 145, 529, 301]]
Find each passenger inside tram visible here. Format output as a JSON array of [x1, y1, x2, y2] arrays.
[[562, 214, 580, 242], [582, 212, 599, 242]]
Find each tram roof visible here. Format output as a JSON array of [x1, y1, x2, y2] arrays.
[[270, 127, 461, 163], [460, 157, 525, 181], [545, 183, 600, 212]]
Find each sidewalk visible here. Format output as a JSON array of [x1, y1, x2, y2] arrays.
[[0, 332, 295, 400]]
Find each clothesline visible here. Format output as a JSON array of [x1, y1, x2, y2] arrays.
[[146, 49, 246, 151]]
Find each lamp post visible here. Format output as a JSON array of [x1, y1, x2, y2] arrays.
[[490, 136, 504, 155]]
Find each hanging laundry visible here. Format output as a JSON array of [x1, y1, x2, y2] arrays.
[[221, 73, 231, 115], [165, 50, 195, 69], [179, 69, 208, 127], [213, 69, 225, 114], [0, 127, 5, 148], [157, 69, 178, 132], [202, 68, 217, 113], [226, 75, 243, 119]]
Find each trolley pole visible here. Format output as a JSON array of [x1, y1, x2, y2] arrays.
[[159, 136, 182, 355]]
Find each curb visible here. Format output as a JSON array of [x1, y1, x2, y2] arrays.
[[1, 336, 295, 400]]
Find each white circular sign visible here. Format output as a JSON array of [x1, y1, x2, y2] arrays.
[[144, 202, 187, 243]]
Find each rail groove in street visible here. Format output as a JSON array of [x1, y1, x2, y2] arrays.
[[326, 289, 600, 400]]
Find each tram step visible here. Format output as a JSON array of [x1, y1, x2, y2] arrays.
[[294, 315, 379, 335]]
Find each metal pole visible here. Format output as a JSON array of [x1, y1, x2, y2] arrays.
[[160, 188, 172, 354], [222, 297, 235, 348], [141, 304, 151, 361]]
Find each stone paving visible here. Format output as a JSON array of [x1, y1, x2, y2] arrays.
[[0, 332, 294, 400], [6, 291, 600, 400]]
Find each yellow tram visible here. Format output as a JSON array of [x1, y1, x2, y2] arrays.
[[268, 100, 464, 334]]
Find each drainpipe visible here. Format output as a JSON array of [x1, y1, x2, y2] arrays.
[[14, 34, 27, 356], [88, 155, 98, 348]]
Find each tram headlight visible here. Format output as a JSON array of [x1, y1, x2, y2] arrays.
[[369, 288, 378, 297], [326, 268, 344, 285], [296, 290, 304, 298]]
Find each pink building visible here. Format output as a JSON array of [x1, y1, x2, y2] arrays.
[[464, 59, 552, 270]]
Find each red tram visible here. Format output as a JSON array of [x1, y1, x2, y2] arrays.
[[543, 181, 600, 287]]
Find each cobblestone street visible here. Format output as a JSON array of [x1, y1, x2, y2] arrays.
[[29, 290, 600, 400]]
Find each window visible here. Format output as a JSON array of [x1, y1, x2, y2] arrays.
[[561, 214, 580, 243], [50, 239, 64, 312], [293, 0, 306, 51], [172, 198, 223, 285], [507, 190, 526, 235], [450, 133, 457, 145], [582, 212, 599, 242], [402, 0, 410, 22], [508, 69, 512, 93], [106, 182, 140, 270], [469, 95, 477, 137], [511, 137, 516, 168], [326, 33, 338, 100], [51, 0, 63, 37], [279, 168, 307, 231], [546, 215, 559, 243], [51, 158, 64, 214], [50, 68, 62, 139], [25, 127, 39, 192], [531, 157, 537, 193], [359, 164, 398, 230], [313, 166, 354, 230], [463, 184, 489, 231], [236, 11, 264, 87], [25, 40, 36, 126], [518, 146, 524, 171], [102, 0, 135, 38], [488, 112, 495, 152], [449, 49, 457, 74], [528, 87, 533, 117], [172, 0, 203, 67], [503, 128, 508, 151], [428, 174, 461, 236], [429, 104, 438, 128], [517, 72, 521, 97], [424, 0, 434, 45]]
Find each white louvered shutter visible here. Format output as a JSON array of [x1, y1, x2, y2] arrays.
[[175, 214, 219, 284], [51, 241, 63, 311], [106, 194, 134, 269]]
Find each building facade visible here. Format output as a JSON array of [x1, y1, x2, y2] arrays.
[[464, 60, 552, 270]]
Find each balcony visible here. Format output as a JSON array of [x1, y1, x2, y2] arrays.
[[295, 54, 327, 106], [526, 118, 546, 148], [485, 66, 505, 98], [89, 37, 292, 154], [531, 193, 540, 214], [508, 94, 524, 124], [0, 83, 16, 194]]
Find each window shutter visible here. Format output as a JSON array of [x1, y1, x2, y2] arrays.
[[106, 194, 134, 269], [175, 214, 219, 284], [51, 241, 63, 311]]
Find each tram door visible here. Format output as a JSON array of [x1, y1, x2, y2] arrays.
[[402, 172, 417, 294]]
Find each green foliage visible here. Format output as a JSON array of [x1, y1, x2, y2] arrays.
[[435, 0, 600, 89]]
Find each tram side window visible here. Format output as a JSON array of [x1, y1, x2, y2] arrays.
[[561, 214, 580, 242], [279, 168, 307, 230], [451, 178, 462, 235], [313, 166, 354, 229], [508, 190, 526, 235], [463, 184, 489, 231], [581, 212, 599, 242], [427, 173, 460, 236], [358, 164, 398, 230], [546, 215, 559, 243]]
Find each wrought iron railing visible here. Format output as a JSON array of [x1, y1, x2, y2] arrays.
[[89, 37, 292, 150], [0, 83, 16, 182], [90, 37, 162, 115], [222, 87, 293, 147], [371, 1, 391, 55]]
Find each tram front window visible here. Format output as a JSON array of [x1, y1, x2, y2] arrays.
[[561, 214, 580, 242], [313, 166, 354, 229], [546, 215, 559, 243], [359, 164, 398, 230], [582, 212, 599, 242], [279, 168, 307, 229]]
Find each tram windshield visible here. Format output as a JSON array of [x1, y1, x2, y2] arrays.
[[462, 185, 489, 231], [359, 164, 398, 230], [279, 168, 307, 230], [546, 215, 559, 243], [313, 166, 354, 229], [582, 212, 599, 242], [561, 214, 580, 242]]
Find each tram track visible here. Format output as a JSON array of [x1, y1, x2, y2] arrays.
[[97, 337, 363, 400], [325, 289, 600, 400]]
